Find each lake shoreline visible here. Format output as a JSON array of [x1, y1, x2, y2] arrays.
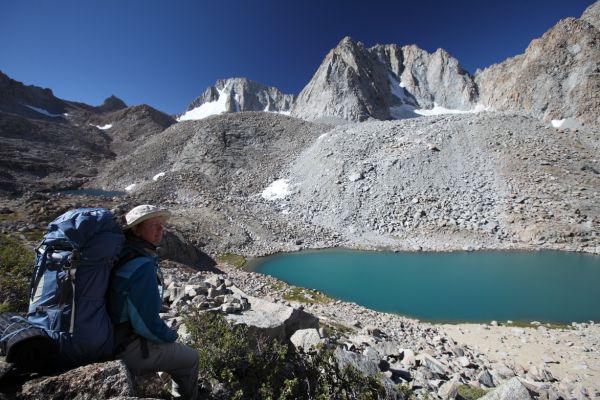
[[221, 263, 600, 399]]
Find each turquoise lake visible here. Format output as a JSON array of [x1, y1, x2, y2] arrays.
[[249, 249, 600, 323]]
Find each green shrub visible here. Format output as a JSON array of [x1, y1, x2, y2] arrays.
[[457, 385, 488, 400], [0, 235, 34, 312], [184, 311, 387, 399], [283, 286, 331, 304], [217, 253, 247, 269], [184, 311, 289, 399]]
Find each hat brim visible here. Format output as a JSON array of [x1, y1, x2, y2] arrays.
[[124, 210, 171, 230]]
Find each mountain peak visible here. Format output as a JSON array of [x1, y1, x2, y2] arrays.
[[177, 78, 295, 121], [97, 95, 127, 112], [291, 37, 478, 121], [581, 0, 600, 30]]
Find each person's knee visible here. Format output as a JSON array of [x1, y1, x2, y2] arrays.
[[179, 344, 199, 368]]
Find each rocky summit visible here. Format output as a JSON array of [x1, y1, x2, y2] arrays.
[[290, 37, 479, 122], [476, 1, 600, 125], [178, 77, 295, 121], [1, 2, 600, 400]]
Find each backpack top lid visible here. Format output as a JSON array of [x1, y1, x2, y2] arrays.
[[43, 208, 124, 262]]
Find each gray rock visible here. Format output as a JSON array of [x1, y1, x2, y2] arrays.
[[457, 356, 472, 368], [438, 377, 462, 400], [290, 328, 323, 352], [334, 347, 380, 377], [479, 377, 534, 400], [20, 360, 135, 399], [373, 341, 401, 358], [226, 288, 318, 341], [478, 369, 496, 388], [401, 348, 417, 367], [491, 362, 516, 382], [417, 353, 450, 377]]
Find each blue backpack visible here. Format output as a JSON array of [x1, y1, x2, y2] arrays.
[[0, 208, 124, 371]]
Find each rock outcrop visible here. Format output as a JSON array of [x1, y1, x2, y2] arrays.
[[95, 94, 127, 113], [383, 44, 478, 110], [85, 104, 176, 155], [291, 37, 478, 122], [178, 77, 295, 121], [291, 37, 397, 122], [20, 360, 135, 399], [476, 1, 600, 125], [582, 0, 600, 30], [0, 70, 69, 120]]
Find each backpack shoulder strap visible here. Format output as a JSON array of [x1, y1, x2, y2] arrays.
[[114, 256, 154, 279]]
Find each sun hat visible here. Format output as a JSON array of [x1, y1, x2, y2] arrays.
[[124, 204, 171, 230]]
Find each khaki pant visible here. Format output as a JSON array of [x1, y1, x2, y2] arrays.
[[117, 338, 199, 400]]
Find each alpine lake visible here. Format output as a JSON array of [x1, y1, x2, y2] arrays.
[[247, 249, 600, 324]]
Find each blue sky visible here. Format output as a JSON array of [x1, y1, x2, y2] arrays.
[[0, 0, 594, 115]]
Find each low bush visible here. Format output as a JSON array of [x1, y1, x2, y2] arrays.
[[283, 286, 331, 304], [457, 384, 488, 400], [217, 253, 247, 269], [184, 311, 387, 399], [0, 235, 34, 312]]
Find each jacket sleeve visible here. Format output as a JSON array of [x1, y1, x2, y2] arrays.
[[126, 261, 177, 343]]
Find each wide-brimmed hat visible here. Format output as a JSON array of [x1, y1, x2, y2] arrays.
[[124, 204, 171, 230]]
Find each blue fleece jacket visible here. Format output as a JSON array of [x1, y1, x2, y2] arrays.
[[108, 239, 177, 344]]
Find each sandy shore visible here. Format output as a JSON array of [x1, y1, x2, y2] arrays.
[[442, 322, 600, 399]]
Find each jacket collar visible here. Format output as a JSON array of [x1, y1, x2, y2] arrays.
[[123, 235, 159, 259]]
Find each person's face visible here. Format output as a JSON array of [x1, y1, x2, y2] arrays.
[[133, 216, 165, 245]]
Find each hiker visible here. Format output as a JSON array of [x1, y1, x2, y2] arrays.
[[108, 204, 199, 400]]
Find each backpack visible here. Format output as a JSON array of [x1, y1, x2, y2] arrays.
[[0, 208, 124, 372]]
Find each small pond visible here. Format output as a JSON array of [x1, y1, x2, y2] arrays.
[[249, 249, 600, 323], [58, 188, 126, 197]]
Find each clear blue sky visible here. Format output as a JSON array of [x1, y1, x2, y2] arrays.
[[0, 0, 594, 115]]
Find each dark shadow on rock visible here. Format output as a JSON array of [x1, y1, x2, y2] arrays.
[[160, 230, 219, 272]]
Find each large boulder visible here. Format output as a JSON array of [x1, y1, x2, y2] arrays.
[[290, 328, 323, 352], [226, 288, 319, 341], [20, 360, 135, 399], [333, 347, 380, 377], [479, 377, 534, 400]]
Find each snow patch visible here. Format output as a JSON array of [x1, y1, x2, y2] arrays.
[[91, 123, 113, 130], [233, 93, 241, 112], [261, 179, 291, 201], [153, 172, 166, 181], [24, 104, 63, 118], [125, 184, 137, 192], [317, 133, 329, 140], [389, 74, 416, 105], [177, 88, 229, 121], [263, 103, 291, 116], [413, 103, 488, 116], [551, 118, 580, 130]]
